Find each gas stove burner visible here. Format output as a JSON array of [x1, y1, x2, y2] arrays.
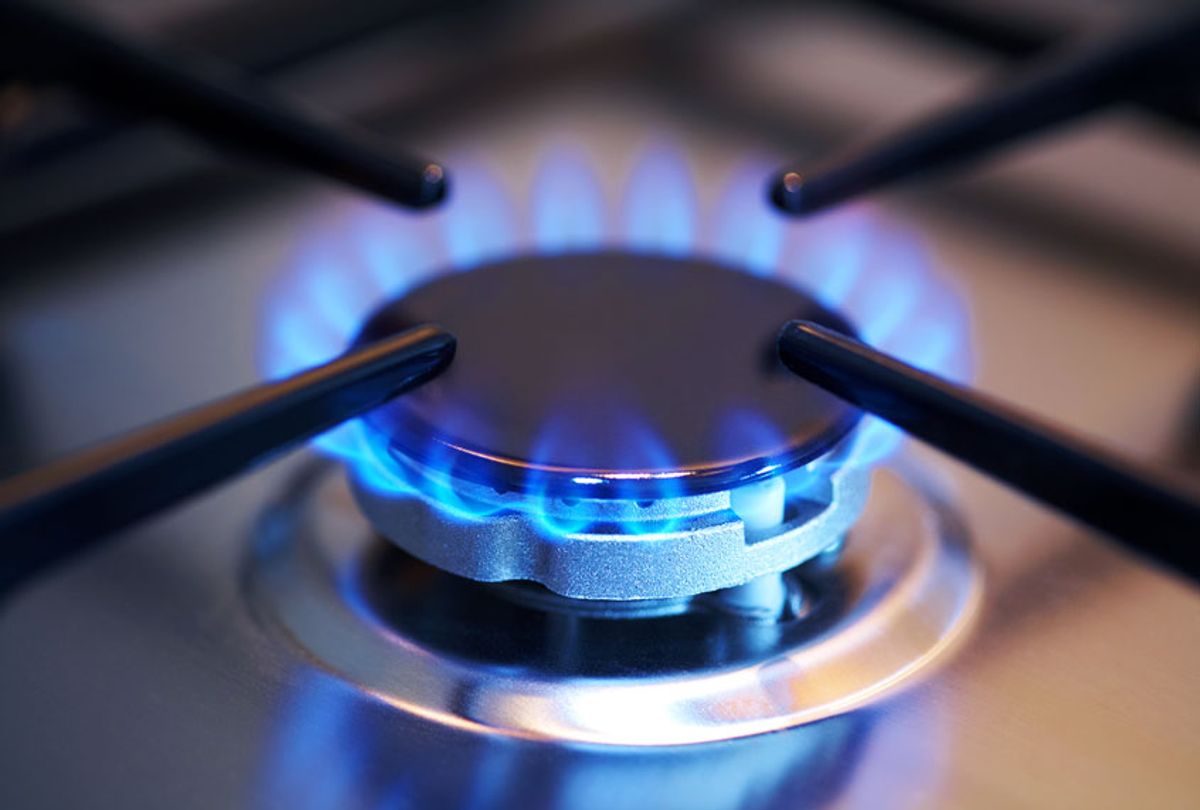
[[248, 144, 983, 743], [348, 251, 871, 600], [252, 462, 980, 746]]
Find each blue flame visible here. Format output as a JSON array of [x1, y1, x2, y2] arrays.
[[716, 407, 791, 480], [709, 158, 784, 276], [259, 139, 973, 539], [346, 409, 693, 539], [779, 209, 874, 309], [623, 140, 696, 256], [356, 215, 436, 297], [533, 142, 605, 253], [442, 154, 517, 269]]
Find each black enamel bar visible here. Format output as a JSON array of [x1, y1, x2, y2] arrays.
[[777, 320, 1200, 583], [0, 324, 455, 595], [0, 0, 447, 208], [769, 7, 1200, 216]]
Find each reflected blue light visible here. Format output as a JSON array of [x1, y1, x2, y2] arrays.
[[257, 670, 868, 810], [260, 139, 973, 541], [624, 140, 695, 256], [532, 143, 605, 253], [256, 674, 371, 810]]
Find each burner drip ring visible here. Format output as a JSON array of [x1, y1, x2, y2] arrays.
[[249, 463, 982, 746]]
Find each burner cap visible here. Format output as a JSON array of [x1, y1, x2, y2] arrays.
[[355, 251, 860, 497]]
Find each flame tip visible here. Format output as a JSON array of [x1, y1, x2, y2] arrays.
[[264, 136, 972, 538]]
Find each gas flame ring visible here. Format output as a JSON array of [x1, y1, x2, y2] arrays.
[[259, 138, 973, 543]]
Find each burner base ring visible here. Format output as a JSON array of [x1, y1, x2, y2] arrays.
[[350, 439, 868, 601], [249, 462, 981, 747]]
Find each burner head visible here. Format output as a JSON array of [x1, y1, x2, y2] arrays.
[[355, 251, 860, 499], [350, 250, 870, 599]]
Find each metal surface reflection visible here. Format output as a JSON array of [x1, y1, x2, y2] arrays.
[[256, 668, 870, 810]]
